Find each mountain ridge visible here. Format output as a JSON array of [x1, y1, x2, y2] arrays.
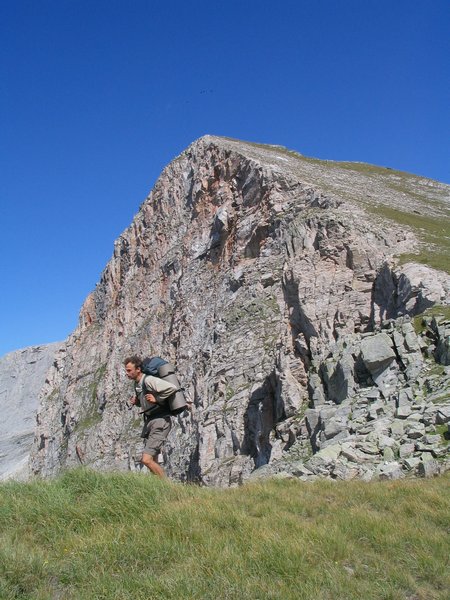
[[1, 136, 448, 484]]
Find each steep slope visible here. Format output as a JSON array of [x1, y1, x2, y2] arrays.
[[0, 343, 61, 480], [29, 136, 450, 485]]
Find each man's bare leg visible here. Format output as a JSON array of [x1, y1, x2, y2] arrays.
[[141, 453, 166, 478]]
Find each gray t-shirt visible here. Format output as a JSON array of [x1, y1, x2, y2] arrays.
[[135, 374, 177, 418]]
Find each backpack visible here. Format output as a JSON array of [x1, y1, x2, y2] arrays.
[[141, 356, 168, 377], [141, 356, 187, 415]]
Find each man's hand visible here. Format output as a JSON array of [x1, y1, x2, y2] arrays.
[[129, 396, 137, 405], [145, 393, 157, 404]]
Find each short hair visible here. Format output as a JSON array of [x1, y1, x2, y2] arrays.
[[124, 356, 142, 369]]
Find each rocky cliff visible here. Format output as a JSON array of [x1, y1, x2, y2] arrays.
[[0, 343, 61, 480], [29, 136, 450, 485]]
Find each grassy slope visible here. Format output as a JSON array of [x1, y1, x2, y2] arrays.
[[221, 138, 450, 273], [1, 469, 449, 600], [300, 157, 449, 273], [291, 152, 449, 273]]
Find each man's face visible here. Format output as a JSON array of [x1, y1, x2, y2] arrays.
[[125, 362, 141, 381]]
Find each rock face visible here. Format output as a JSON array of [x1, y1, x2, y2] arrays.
[[28, 136, 450, 485], [261, 314, 450, 483], [0, 343, 61, 480]]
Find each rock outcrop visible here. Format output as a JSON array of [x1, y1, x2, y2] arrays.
[[28, 136, 450, 485], [0, 343, 61, 480], [255, 314, 450, 482]]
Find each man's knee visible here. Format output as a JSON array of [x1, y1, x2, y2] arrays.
[[141, 453, 156, 467], [141, 452, 166, 477]]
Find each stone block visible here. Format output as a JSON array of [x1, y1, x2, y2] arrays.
[[407, 412, 423, 422], [315, 444, 342, 461], [377, 462, 404, 480], [323, 418, 347, 440], [396, 388, 413, 406], [383, 447, 395, 461], [436, 406, 450, 424], [390, 420, 405, 438], [404, 332, 421, 353], [290, 462, 315, 477], [321, 430, 351, 448], [431, 446, 448, 459], [406, 423, 425, 440], [396, 406, 412, 419], [332, 463, 360, 481], [399, 443, 415, 458], [423, 434, 442, 445], [368, 404, 385, 420], [305, 409, 320, 435], [403, 456, 420, 471], [357, 441, 380, 455], [414, 442, 434, 453], [435, 333, 450, 365], [418, 458, 440, 478], [361, 333, 396, 372], [340, 444, 360, 463]]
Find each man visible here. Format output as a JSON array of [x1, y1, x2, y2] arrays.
[[124, 356, 177, 478]]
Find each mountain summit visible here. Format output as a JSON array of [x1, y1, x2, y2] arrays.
[[24, 136, 450, 484]]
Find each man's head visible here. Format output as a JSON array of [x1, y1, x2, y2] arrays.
[[124, 356, 143, 381]]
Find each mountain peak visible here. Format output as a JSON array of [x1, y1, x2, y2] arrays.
[[4, 136, 448, 485]]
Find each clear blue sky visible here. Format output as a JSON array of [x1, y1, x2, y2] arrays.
[[1, 0, 449, 357]]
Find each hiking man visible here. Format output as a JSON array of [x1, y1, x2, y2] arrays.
[[124, 355, 177, 478]]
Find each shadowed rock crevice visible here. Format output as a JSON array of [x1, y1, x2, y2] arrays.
[[371, 262, 443, 327], [282, 270, 318, 359], [242, 374, 281, 469]]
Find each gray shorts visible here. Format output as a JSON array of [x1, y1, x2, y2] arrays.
[[143, 416, 172, 457]]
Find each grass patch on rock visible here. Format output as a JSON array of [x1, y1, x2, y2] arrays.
[[366, 205, 450, 274], [413, 306, 450, 335]]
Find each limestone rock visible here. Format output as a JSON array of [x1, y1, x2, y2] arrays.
[[23, 136, 450, 486], [0, 343, 61, 480], [377, 462, 404, 480], [418, 458, 441, 478], [361, 333, 396, 372], [396, 264, 450, 315]]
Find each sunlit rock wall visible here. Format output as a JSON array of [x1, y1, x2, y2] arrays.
[[29, 136, 450, 485]]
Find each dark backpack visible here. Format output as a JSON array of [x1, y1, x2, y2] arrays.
[[141, 356, 187, 415], [141, 356, 168, 377]]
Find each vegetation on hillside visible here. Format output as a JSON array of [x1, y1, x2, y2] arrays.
[[1, 469, 449, 600], [367, 204, 450, 274], [242, 139, 450, 274]]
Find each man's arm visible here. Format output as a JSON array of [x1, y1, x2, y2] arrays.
[[143, 375, 178, 400]]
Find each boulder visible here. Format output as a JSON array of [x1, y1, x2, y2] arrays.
[[418, 458, 440, 478], [377, 462, 404, 480], [360, 333, 396, 373]]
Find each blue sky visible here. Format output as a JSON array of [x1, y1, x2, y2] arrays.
[[1, 0, 449, 357]]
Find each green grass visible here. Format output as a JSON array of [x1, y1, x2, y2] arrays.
[[215, 138, 450, 272], [1, 469, 449, 599], [366, 204, 450, 274], [435, 424, 450, 445], [241, 139, 450, 268], [413, 306, 450, 334]]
